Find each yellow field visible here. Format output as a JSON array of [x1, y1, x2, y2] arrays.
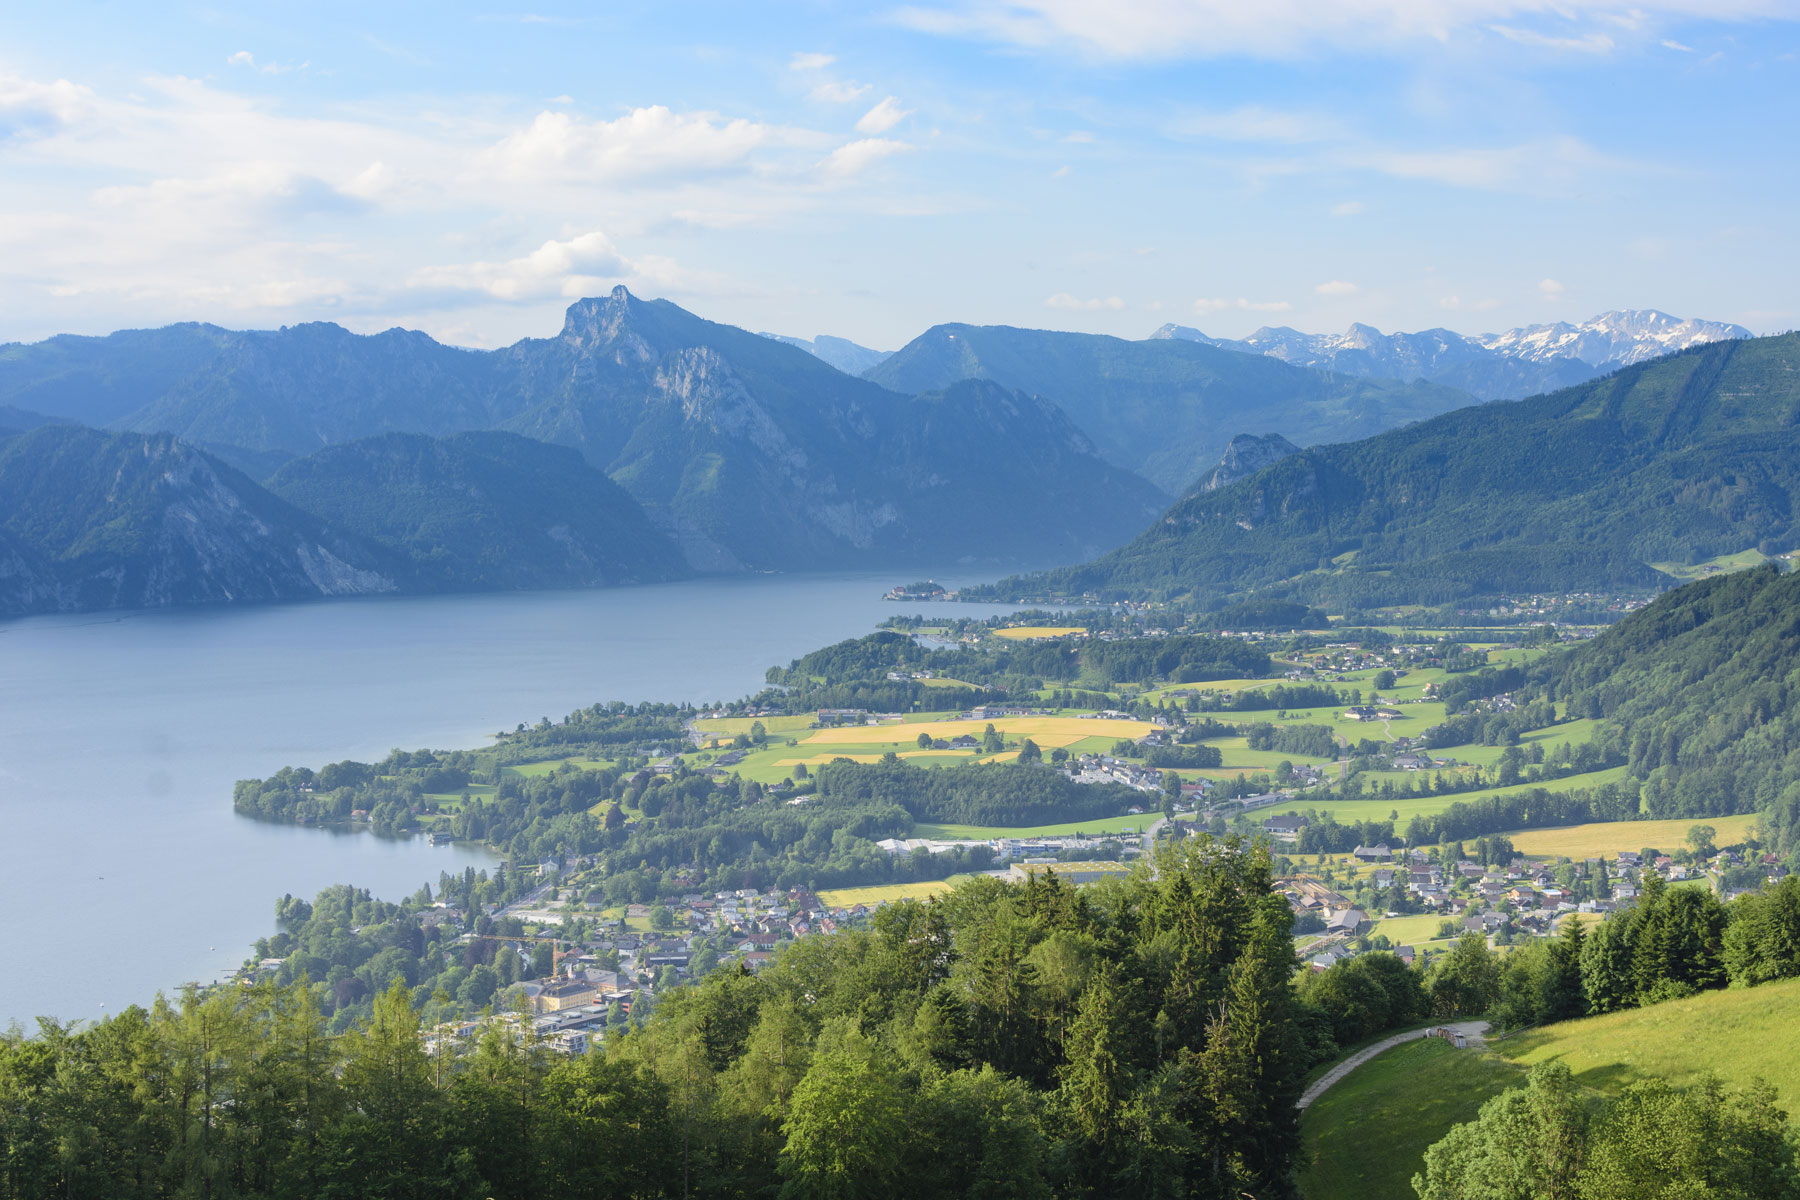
[[818, 877, 972, 906], [991, 626, 1085, 640], [802, 715, 1156, 749], [1506, 813, 1759, 859]]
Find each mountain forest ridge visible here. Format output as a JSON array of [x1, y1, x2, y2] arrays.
[[978, 330, 1800, 612], [0, 287, 1769, 618]]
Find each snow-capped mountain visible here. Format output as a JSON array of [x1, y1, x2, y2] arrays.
[[1151, 310, 1753, 401], [1473, 310, 1752, 368]]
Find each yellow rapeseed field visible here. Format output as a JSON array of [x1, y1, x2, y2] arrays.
[[990, 626, 1086, 640]]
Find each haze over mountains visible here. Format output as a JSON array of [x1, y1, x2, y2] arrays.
[[1149, 309, 1753, 402], [0, 287, 1762, 618], [977, 333, 1800, 612]]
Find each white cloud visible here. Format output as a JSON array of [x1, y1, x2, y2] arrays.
[[227, 51, 309, 74], [1662, 38, 1696, 50], [1487, 25, 1615, 53], [482, 106, 792, 183], [890, 1, 1779, 60], [810, 80, 873, 103], [1330, 200, 1365, 216], [1539, 278, 1566, 297], [1193, 297, 1291, 313], [1061, 130, 1096, 143], [820, 137, 911, 177], [790, 52, 836, 71], [1051, 164, 1071, 177], [855, 96, 912, 134], [0, 73, 95, 140], [1047, 292, 1126, 311], [1314, 279, 1360, 296], [410, 230, 626, 301], [1339, 135, 1630, 192]]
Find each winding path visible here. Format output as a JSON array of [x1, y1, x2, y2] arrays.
[[1296, 1021, 1490, 1110]]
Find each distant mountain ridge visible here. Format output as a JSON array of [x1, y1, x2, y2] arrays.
[[1150, 309, 1752, 401], [0, 289, 1167, 580], [973, 333, 1800, 611], [863, 323, 1476, 492], [0, 426, 398, 616], [757, 332, 892, 376]]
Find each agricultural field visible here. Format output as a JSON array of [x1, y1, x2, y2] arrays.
[[817, 876, 974, 906], [1504, 812, 1760, 859], [502, 757, 616, 778], [805, 714, 1158, 749], [912, 814, 1157, 839], [990, 625, 1086, 640], [1364, 912, 1455, 947], [1297, 1037, 1525, 1200], [691, 713, 817, 739]]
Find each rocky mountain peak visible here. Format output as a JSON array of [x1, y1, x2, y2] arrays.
[[1203, 432, 1302, 491]]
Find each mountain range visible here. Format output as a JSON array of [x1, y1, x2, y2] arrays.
[[1149, 309, 1752, 402], [863, 323, 1476, 492], [974, 332, 1800, 611], [0, 291, 1186, 614], [0, 289, 1765, 619]]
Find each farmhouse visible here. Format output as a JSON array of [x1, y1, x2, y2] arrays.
[[1261, 813, 1310, 840]]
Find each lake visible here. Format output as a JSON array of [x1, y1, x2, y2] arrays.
[[0, 571, 1039, 1024]]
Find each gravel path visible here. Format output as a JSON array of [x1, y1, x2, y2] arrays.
[[1297, 1021, 1490, 1110]]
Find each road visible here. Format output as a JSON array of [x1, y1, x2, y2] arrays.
[[1296, 1021, 1490, 1110], [1142, 815, 1166, 856]]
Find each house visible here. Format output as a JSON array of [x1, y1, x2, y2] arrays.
[[1351, 844, 1393, 863], [949, 734, 980, 750], [1262, 813, 1310, 840], [1326, 908, 1366, 934]]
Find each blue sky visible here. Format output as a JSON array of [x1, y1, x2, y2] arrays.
[[2, 1, 1796, 349]]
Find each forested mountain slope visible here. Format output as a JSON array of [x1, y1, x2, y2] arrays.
[[865, 322, 1479, 492], [983, 334, 1800, 609], [0, 290, 1165, 572], [1529, 564, 1800, 840], [0, 425, 397, 615], [266, 431, 688, 591]]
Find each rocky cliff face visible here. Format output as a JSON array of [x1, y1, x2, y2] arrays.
[[1203, 433, 1302, 491], [0, 427, 395, 617]]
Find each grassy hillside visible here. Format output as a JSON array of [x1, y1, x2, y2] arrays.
[[1299, 978, 1800, 1200], [1493, 976, 1800, 1114], [1298, 1038, 1524, 1200], [981, 333, 1800, 608]]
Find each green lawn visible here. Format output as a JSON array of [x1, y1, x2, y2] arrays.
[[1297, 1037, 1525, 1200], [692, 713, 818, 738]]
